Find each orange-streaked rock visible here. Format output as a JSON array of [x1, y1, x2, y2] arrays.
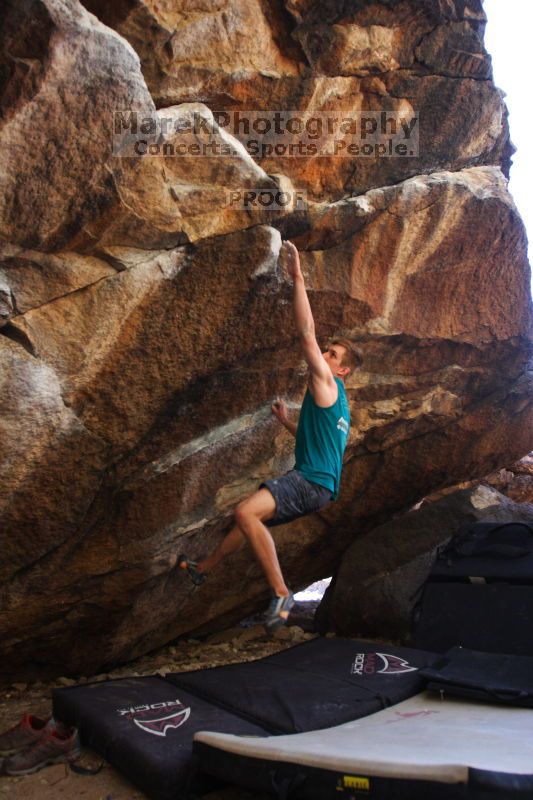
[[0, 0, 155, 252]]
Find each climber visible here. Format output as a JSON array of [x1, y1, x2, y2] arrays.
[[178, 240, 362, 631]]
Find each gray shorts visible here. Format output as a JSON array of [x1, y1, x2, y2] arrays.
[[260, 469, 333, 527]]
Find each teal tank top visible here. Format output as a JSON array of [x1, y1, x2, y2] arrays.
[[294, 377, 350, 500]]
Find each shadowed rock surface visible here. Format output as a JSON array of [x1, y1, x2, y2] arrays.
[[0, 0, 532, 681]]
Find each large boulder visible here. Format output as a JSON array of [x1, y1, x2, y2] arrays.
[[0, 0, 532, 681]]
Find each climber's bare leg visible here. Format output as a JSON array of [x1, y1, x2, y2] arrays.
[[198, 489, 289, 596], [197, 524, 246, 573]]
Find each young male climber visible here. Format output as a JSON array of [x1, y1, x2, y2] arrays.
[[178, 240, 361, 631]]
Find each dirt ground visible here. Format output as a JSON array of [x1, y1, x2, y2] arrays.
[[0, 605, 320, 800]]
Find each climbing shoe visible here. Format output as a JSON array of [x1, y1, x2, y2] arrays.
[[177, 553, 206, 586], [264, 590, 294, 633]]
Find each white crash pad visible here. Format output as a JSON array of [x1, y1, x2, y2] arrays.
[[195, 691, 533, 784]]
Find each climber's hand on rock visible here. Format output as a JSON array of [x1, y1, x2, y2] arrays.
[[281, 240, 301, 278], [271, 397, 289, 425]]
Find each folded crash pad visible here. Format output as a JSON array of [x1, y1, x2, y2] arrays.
[[194, 691, 533, 799], [431, 522, 533, 582], [414, 582, 533, 655], [415, 522, 533, 655], [420, 646, 533, 708], [167, 637, 439, 734]]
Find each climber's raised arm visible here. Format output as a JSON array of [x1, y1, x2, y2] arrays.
[[282, 240, 337, 407]]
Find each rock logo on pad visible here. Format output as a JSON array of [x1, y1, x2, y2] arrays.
[[351, 653, 418, 676], [116, 699, 191, 736]]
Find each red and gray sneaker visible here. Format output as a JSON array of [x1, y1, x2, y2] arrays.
[[3, 725, 81, 776], [0, 714, 53, 757]]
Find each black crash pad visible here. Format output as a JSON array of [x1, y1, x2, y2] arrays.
[[166, 637, 439, 734], [52, 675, 267, 800]]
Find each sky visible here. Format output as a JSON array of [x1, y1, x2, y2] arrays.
[[483, 0, 532, 267]]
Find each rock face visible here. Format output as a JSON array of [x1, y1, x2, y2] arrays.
[[484, 454, 533, 505], [0, 0, 532, 681]]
